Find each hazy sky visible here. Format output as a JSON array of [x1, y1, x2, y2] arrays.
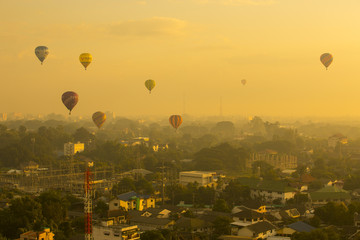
[[1, 0, 360, 118]]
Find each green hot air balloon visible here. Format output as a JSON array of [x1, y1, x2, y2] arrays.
[[145, 79, 156, 93]]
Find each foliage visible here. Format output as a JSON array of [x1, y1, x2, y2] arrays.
[[212, 199, 231, 213]]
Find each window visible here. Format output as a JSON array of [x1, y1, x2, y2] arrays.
[[104, 231, 110, 236], [114, 203, 118, 206]]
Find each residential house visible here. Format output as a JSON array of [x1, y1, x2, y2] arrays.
[[309, 186, 351, 205], [128, 210, 175, 231], [93, 221, 140, 240], [276, 221, 315, 237], [17, 228, 54, 240], [232, 208, 264, 224], [235, 220, 277, 239], [175, 217, 213, 237], [109, 191, 155, 211]]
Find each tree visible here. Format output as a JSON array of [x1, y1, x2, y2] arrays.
[[94, 200, 109, 219], [212, 199, 230, 213], [141, 230, 165, 240], [212, 216, 232, 238]]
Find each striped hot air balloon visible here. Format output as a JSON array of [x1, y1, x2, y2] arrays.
[[169, 115, 183, 130], [35, 46, 49, 65], [92, 111, 106, 129], [79, 53, 92, 70], [62, 91, 79, 115], [320, 53, 333, 70]]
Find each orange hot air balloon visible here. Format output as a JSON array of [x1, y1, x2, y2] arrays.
[[92, 111, 106, 129], [169, 115, 183, 130], [62, 91, 79, 115]]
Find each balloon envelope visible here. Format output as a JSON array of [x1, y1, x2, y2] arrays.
[[320, 53, 333, 69], [35, 46, 49, 64], [241, 79, 247, 85], [79, 53, 92, 70], [169, 115, 183, 129], [145, 79, 156, 93], [92, 112, 106, 129], [62, 91, 79, 115]]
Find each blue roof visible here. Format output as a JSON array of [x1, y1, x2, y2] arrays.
[[287, 221, 315, 233], [116, 191, 150, 201]]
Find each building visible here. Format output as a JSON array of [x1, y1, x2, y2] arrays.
[[128, 210, 175, 231], [179, 171, 218, 187], [277, 221, 315, 237], [309, 186, 351, 205], [64, 142, 84, 156], [235, 220, 277, 239], [328, 134, 348, 149], [232, 207, 264, 225], [17, 228, 54, 240], [109, 191, 155, 211], [246, 152, 297, 170], [93, 221, 140, 240], [236, 178, 296, 204]]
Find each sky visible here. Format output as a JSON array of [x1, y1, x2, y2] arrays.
[[1, 0, 360, 118]]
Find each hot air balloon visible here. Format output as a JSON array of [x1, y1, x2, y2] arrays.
[[92, 112, 106, 129], [62, 91, 79, 115], [169, 115, 183, 130], [241, 79, 247, 86], [79, 53, 92, 70], [145, 79, 156, 93], [35, 46, 49, 65], [320, 53, 333, 70]]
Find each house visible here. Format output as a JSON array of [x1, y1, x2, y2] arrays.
[[328, 134, 347, 149], [17, 228, 54, 240], [109, 191, 155, 211], [107, 210, 128, 224], [235, 220, 277, 239], [128, 210, 175, 231], [93, 221, 140, 240], [175, 217, 213, 235], [232, 208, 264, 224], [276, 221, 315, 237], [309, 186, 351, 205]]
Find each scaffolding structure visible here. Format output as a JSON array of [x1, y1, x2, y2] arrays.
[[0, 160, 115, 194]]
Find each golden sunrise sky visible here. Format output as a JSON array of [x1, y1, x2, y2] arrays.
[[1, 0, 360, 118]]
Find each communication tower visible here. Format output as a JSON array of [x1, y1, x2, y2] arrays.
[[84, 161, 94, 240]]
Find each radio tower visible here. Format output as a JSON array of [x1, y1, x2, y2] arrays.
[[84, 161, 94, 240]]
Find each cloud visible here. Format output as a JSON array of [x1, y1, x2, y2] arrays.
[[110, 17, 187, 37]]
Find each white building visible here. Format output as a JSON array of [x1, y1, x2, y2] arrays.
[[93, 221, 140, 240], [64, 142, 84, 156], [179, 171, 218, 187]]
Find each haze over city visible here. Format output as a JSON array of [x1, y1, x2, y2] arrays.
[[1, 0, 360, 117]]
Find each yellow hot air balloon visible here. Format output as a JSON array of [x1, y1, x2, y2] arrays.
[[145, 79, 156, 93], [79, 53, 92, 70], [320, 53, 333, 70], [92, 111, 106, 129], [241, 79, 247, 86]]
